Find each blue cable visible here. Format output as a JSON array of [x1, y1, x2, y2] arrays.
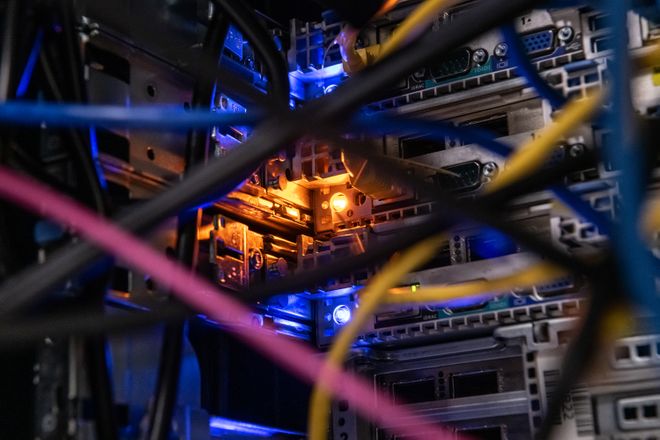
[[0, 101, 261, 129], [89, 127, 108, 190], [15, 30, 44, 98], [603, 0, 660, 313], [500, 23, 566, 109], [353, 114, 612, 234]]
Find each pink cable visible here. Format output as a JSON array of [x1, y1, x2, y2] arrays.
[[0, 166, 463, 440]]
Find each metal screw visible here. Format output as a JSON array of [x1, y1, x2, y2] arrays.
[[568, 143, 585, 158], [42, 414, 56, 433], [558, 26, 574, 42], [472, 48, 488, 65], [482, 162, 499, 178], [494, 42, 508, 58], [249, 249, 264, 270]]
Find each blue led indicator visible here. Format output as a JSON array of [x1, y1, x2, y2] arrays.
[[332, 305, 351, 325]]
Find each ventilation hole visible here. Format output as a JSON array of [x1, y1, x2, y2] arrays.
[[338, 400, 349, 411], [529, 383, 538, 395], [624, 407, 638, 420], [338, 417, 346, 426], [145, 276, 156, 292], [147, 147, 156, 161], [146, 84, 157, 98], [531, 399, 540, 411], [527, 367, 536, 379], [636, 344, 651, 358], [643, 405, 658, 419]]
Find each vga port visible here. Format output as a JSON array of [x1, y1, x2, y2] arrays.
[[521, 28, 556, 57], [435, 161, 482, 193], [429, 48, 472, 81]]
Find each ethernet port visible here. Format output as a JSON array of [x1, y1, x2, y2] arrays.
[[623, 407, 638, 420], [450, 370, 499, 398], [643, 405, 658, 419], [636, 344, 651, 358], [456, 426, 502, 440], [391, 378, 436, 404]]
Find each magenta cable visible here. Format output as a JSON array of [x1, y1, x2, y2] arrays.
[[0, 166, 463, 440]]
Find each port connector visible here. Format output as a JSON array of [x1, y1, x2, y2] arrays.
[[465, 230, 518, 262], [430, 48, 472, 81], [617, 395, 660, 430], [588, 14, 609, 32], [435, 161, 482, 193], [374, 306, 437, 329], [521, 28, 556, 57], [440, 295, 492, 314], [399, 134, 446, 159], [391, 378, 437, 404], [450, 370, 499, 398], [456, 426, 503, 440], [460, 113, 509, 138], [590, 36, 612, 53]]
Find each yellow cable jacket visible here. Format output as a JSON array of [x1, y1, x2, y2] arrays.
[[639, 43, 660, 68], [307, 234, 446, 440], [378, 0, 454, 60], [387, 262, 566, 304], [486, 91, 604, 193]]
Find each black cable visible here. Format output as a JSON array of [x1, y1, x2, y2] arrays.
[[0, 304, 190, 347], [84, 334, 120, 440], [147, 9, 230, 440], [212, 0, 290, 106], [148, 4, 292, 434], [535, 258, 619, 440], [0, 0, 19, 100], [147, 324, 185, 440], [40, 0, 106, 214], [0, 0, 545, 318], [43, 3, 117, 439]]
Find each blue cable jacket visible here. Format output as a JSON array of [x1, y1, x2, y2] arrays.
[[0, 101, 261, 129], [500, 23, 567, 109], [603, 0, 660, 313], [16, 30, 44, 98]]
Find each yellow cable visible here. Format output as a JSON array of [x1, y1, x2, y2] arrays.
[[486, 91, 605, 194], [638, 42, 660, 68], [307, 234, 446, 440], [377, 0, 454, 60], [643, 198, 660, 236], [387, 262, 566, 304]]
